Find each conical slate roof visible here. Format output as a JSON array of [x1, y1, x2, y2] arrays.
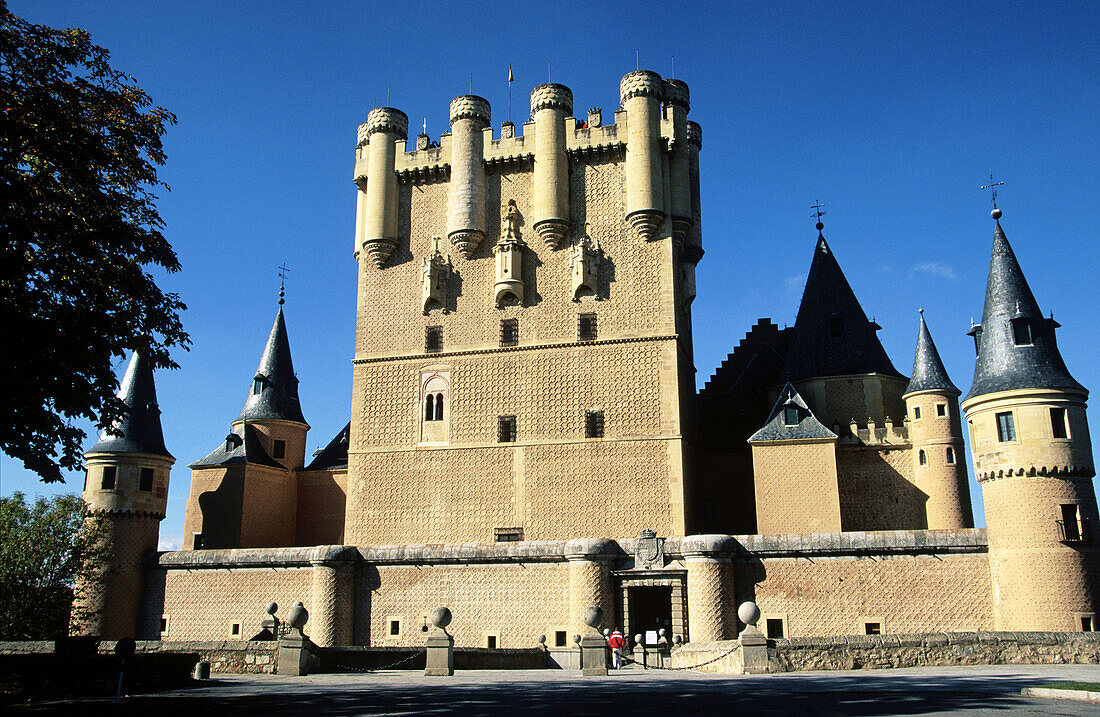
[[89, 351, 172, 458], [305, 422, 350, 471], [964, 219, 1084, 401], [236, 307, 308, 425], [749, 383, 837, 442], [784, 233, 904, 381], [905, 311, 958, 395]]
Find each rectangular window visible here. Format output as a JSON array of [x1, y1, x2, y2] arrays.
[[783, 406, 799, 426], [486, 635, 498, 649], [498, 415, 516, 443], [554, 630, 567, 647], [918, 450, 928, 466], [252, 378, 263, 395], [1012, 318, 1032, 346], [101, 466, 117, 490], [1051, 408, 1068, 439], [425, 325, 443, 353], [936, 404, 947, 417], [864, 622, 881, 635], [139, 467, 154, 492], [231, 622, 241, 637], [585, 410, 605, 438], [159, 617, 169, 637], [913, 406, 921, 420], [192, 533, 205, 550], [389, 619, 401, 637], [946, 446, 955, 464], [1082, 616, 1094, 632], [494, 527, 524, 542], [272, 439, 286, 459], [500, 318, 518, 347], [578, 313, 597, 342], [996, 412, 1016, 442], [1059, 504, 1083, 542], [765, 618, 785, 639]]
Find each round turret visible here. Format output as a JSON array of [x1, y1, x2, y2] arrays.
[[363, 107, 409, 141], [530, 83, 573, 249], [663, 79, 690, 111], [620, 71, 666, 241], [447, 95, 491, 258], [358, 107, 408, 268], [619, 70, 665, 103]]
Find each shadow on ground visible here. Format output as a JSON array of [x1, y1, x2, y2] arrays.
[[11, 670, 1097, 716]]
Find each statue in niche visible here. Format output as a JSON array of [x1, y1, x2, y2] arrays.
[[571, 223, 601, 301], [494, 200, 525, 307], [421, 236, 452, 314]]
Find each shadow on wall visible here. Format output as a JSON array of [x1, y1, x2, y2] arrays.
[[196, 467, 245, 549], [837, 449, 929, 532]]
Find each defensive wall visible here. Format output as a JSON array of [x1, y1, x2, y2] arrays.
[[136, 529, 995, 648]]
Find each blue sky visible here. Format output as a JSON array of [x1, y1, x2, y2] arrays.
[[3, 1, 1098, 547]]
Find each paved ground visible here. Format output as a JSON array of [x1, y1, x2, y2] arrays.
[[11, 663, 1100, 715]]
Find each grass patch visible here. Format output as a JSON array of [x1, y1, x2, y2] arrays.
[[1032, 682, 1100, 692]]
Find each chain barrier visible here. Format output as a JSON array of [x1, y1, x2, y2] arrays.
[[615, 642, 740, 671], [325, 648, 427, 673]]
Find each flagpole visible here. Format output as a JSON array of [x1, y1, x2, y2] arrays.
[[507, 63, 512, 123]]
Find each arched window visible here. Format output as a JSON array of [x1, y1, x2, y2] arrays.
[[425, 394, 435, 421], [918, 449, 927, 466], [434, 392, 444, 421], [945, 446, 955, 464]]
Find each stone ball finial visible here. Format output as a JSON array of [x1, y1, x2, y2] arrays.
[[362, 107, 409, 144], [572, 634, 581, 645], [537, 634, 546, 645], [265, 601, 278, 616], [634, 634, 643, 645], [673, 635, 683, 646], [582, 605, 604, 629], [449, 95, 491, 128], [287, 601, 308, 629], [603, 628, 611, 637], [992, 207, 1002, 220], [430, 606, 452, 629], [737, 601, 761, 627], [619, 70, 665, 104], [658, 628, 666, 637], [530, 83, 573, 115]]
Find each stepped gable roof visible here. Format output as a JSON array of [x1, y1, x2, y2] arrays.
[[749, 383, 837, 442], [189, 424, 279, 468], [305, 422, 350, 471], [905, 311, 959, 395], [235, 307, 308, 425], [783, 233, 905, 382], [88, 351, 172, 458], [965, 218, 1084, 401]]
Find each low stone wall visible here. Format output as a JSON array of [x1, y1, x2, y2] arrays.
[[117, 640, 277, 673], [668, 640, 741, 674], [772, 631, 1100, 672]]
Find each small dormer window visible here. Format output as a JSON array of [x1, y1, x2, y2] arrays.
[[1011, 318, 1032, 346], [783, 405, 799, 427], [252, 378, 263, 395]]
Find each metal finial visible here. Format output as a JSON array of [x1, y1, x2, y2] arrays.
[[277, 262, 290, 305], [919, 307, 924, 316], [981, 170, 1004, 219], [811, 199, 826, 235]]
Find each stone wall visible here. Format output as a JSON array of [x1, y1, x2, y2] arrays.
[[836, 445, 925, 531]]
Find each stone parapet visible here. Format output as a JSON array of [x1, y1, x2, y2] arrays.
[[154, 545, 358, 569], [731, 528, 988, 558]]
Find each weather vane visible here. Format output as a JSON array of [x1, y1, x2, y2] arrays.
[[277, 262, 290, 305], [981, 170, 1004, 218], [810, 199, 826, 234]]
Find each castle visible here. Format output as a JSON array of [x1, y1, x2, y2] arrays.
[[74, 70, 1099, 649]]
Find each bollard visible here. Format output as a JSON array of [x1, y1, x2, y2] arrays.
[[657, 628, 669, 668], [579, 606, 608, 676], [737, 601, 769, 674], [425, 606, 454, 676], [277, 601, 315, 676], [193, 661, 211, 680]]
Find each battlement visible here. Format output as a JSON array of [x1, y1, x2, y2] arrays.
[[841, 416, 910, 446]]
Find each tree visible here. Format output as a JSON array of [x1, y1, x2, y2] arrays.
[[0, 492, 110, 640], [0, 2, 189, 482]]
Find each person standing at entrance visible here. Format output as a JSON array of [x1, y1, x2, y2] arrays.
[[608, 628, 625, 668]]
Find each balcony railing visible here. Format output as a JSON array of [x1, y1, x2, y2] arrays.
[[1057, 517, 1092, 543]]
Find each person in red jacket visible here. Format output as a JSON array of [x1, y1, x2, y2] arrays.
[[607, 628, 626, 669]]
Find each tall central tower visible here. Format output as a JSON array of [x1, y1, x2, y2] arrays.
[[344, 72, 702, 544]]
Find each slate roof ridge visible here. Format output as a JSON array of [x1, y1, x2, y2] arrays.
[[88, 351, 172, 459], [189, 423, 280, 469], [304, 422, 351, 471]]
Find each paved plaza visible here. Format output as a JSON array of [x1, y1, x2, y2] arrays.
[[10, 664, 1100, 715]]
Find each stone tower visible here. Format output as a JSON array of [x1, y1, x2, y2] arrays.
[[962, 208, 1099, 631], [903, 311, 973, 529], [73, 352, 173, 639], [345, 71, 702, 544]]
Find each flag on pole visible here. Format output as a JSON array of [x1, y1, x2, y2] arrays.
[[508, 64, 513, 82]]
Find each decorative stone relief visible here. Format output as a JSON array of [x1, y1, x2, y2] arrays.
[[571, 225, 601, 301], [494, 200, 525, 307], [634, 529, 665, 569], [421, 237, 452, 314]]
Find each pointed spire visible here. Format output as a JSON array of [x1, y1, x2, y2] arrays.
[[905, 310, 958, 395], [235, 307, 308, 425], [783, 227, 904, 382], [89, 352, 172, 458], [965, 216, 1083, 401]]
